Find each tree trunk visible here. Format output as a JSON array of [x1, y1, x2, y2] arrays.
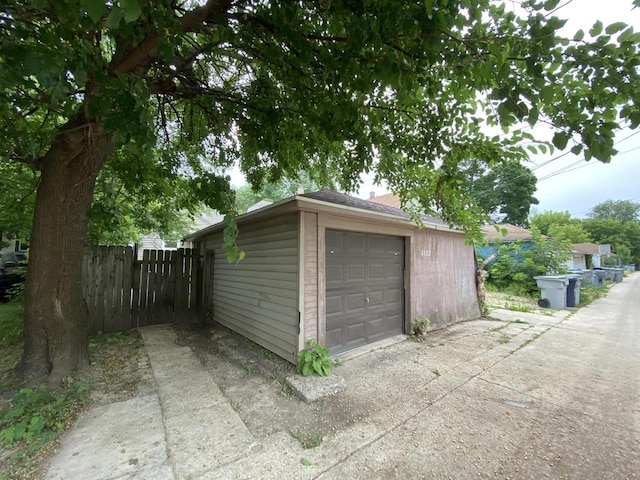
[[17, 120, 113, 385]]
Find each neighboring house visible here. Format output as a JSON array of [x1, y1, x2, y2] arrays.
[[184, 190, 480, 363], [476, 223, 539, 258], [568, 242, 602, 269], [368, 192, 402, 209], [0, 233, 28, 256], [136, 233, 171, 260], [138, 212, 224, 259]]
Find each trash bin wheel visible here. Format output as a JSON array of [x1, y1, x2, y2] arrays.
[[538, 298, 551, 308]]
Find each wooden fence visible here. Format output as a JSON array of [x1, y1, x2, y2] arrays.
[[82, 246, 203, 334]]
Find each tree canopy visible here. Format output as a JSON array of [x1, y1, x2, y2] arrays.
[[532, 200, 640, 264], [462, 159, 538, 227], [2, 0, 640, 383], [587, 199, 640, 223], [3, 1, 640, 235]]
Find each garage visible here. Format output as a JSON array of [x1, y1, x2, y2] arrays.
[[325, 229, 405, 354]]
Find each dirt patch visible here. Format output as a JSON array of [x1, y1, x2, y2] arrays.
[[485, 291, 548, 314], [77, 330, 156, 405], [173, 323, 375, 445]]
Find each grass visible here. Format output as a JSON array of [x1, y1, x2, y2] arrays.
[[505, 304, 533, 313], [579, 285, 608, 306], [291, 428, 324, 449]]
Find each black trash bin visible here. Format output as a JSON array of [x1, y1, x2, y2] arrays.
[[566, 276, 578, 307]]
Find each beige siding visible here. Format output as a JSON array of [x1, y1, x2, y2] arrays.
[[410, 229, 480, 329], [303, 212, 318, 342], [208, 214, 300, 363]]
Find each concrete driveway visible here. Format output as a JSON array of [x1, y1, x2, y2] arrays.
[[45, 273, 640, 479]]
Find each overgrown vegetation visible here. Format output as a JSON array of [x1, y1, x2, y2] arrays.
[[580, 285, 609, 306], [297, 340, 336, 377], [0, 302, 145, 479], [0, 301, 90, 479], [481, 230, 570, 296]]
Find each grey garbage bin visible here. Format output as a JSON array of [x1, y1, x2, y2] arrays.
[[534, 276, 569, 309], [602, 268, 615, 281], [582, 269, 593, 285], [612, 268, 624, 282], [592, 269, 606, 287]]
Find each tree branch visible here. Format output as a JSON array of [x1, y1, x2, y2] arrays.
[[113, 0, 234, 74]]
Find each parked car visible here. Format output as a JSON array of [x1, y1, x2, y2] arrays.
[[0, 251, 27, 301]]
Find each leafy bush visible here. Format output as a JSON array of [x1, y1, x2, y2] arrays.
[[0, 382, 90, 448], [482, 231, 570, 295], [297, 340, 335, 377]]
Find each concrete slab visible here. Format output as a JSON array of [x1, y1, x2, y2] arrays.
[[43, 395, 171, 480], [164, 403, 255, 479], [285, 374, 347, 403]]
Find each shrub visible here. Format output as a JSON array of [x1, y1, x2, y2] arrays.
[[482, 230, 570, 295]]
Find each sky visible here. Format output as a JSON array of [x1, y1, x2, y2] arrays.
[[526, 0, 640, 218], [230, 1, 640, 219]]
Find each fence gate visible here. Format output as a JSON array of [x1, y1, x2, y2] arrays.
[[82, 246, 202, 334]]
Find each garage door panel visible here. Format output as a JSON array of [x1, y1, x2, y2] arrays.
[[385, 314, 402, 332], [368, 289, 384, 307], [326, 230, 344, 250], [326, 295, 343, 315], [347, 264, 365, 281], [368, 264, 385, 280], [368, 316, 385, 336], [347, 233, 366, 251], [325, 327, 343, 348], [326, 230, 404, 355], [387, 264, 403, 280], [385, 288, 403, 304], [347, 293, 366, 313], [347, 323, 365, 343]]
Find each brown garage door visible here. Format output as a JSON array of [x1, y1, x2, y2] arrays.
[[325, 229, 404, 355]]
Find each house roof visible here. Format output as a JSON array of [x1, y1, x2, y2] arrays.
[[184, 189, 452, 242], [302, 190, 446, 226], [368, 192, 401, 209], [481, 223, 537, 243], [573, 242, 600, 255]]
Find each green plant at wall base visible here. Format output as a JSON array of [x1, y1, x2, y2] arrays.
[[410, 317, 431, 340], [297, 340, 335, 377]]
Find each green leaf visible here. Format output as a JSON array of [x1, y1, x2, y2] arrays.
[[122, 0, 142, 23], [590, 20, 603, 36], [573, 29, 584, 42], [527, 107, 539, 127], [84, 0, 106, 23], [605, 22, 627, 35], [105, 6, 123, 28], [552, 131, 569, 150]]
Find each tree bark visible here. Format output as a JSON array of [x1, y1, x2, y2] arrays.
[[17, 119, 113, 385]]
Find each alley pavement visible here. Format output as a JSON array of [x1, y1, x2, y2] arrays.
[[44, 273, 640, 479]]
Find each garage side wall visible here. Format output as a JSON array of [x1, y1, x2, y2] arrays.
[[205, 213, 300, 363], [410, 230, 480, 329], [302, 212, 318, 343]]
